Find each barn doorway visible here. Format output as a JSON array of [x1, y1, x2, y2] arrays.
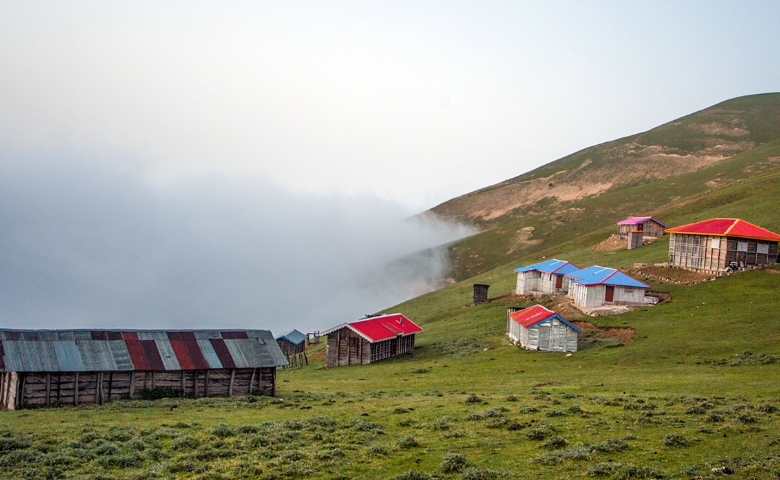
[[555, 275, 563, 289], [605, 286, 615, 302]]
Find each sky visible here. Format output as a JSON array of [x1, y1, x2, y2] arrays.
[[1, 1, 779, 332]]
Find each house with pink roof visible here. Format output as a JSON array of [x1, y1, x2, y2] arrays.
[[617, 216, 667, 249]]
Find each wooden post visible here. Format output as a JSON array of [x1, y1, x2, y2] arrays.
[[56, 373, 61, 404], [1, 373, 6, 409], [228, 369, 235, 397], [95, 372, 101, 405], [193, 371, 199, 398], [204, 370, 210, 397], [151, 371, 156, 389], [45, 373, 51, 407], [129, 372, 136, 399], [181, 370, 186, 395], [249, 368, 256, 395], [74, 372, 79, 406], [107, 372, 113, 401]]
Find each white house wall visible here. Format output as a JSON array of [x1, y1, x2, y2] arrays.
[[517, 272, 569, 295], [571, 283, 647, 307], [613, 286, 646, 304], [518, 319, 577, 352]]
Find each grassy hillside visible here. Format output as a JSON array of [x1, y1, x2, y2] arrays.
[[2, 141, 780, 478], [429, 93, 780, 281]]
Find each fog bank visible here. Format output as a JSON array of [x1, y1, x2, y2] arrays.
[[0, 150, 474, 334]]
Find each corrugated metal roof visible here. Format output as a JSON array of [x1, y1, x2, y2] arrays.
[[0, 329, 287, 372], [566, 266, 650, 289], [665, 218, 780, 241], [323, 314, 423, 343], [509, 305, 581, 332], [514, 259, 581, 275], [275, 329, 307, 345], [617, 216, 667, 227]]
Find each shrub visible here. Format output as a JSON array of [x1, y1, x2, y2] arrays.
[[94, 443, 120, 455], [394, 407, 411, 414], [542, 436, 568, 449], [757, 403, 777, 414], [519, 406, 539, 414], [526, 429, 548, 441], [506, 395, 518, 402], [428, 417, 453, 431], [316, 448, 345, 460], [662, 433, 689, 447], [397, 435, 420, 449], [465, 394, 482, 404], [567, 405, 583, 414], [98, 453, 139, 468], [707, 412, 725, 422], [171, 435, 201, 451], [439, 453, 468, 473], [461, 467, 506, 480], [736, 413, 756, 423], [545, 409, 566, 417], [0, 437, 31, 452], [369, 445, 387, 456], [593, 438, 629, 453], [208, 424, 235, 438]]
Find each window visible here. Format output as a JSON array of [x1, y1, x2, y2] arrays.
[[624, 288, 634, 293], [737, 241, 748, 252], [711, 238, 720, 249], [757, 244, 769, 254]]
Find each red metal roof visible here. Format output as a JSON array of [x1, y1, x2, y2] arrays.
[[326, 314, 423, 343], [509, 305, 557, 328], [665, 218, 780, 241]]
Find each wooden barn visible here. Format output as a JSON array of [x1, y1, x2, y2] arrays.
[[507, 305, 580, 352], [514, 259, 581, 296], [666, 218, 780, 274], [275, 330, 307, 356], [0, 329, 288, 410], [617, 216, 666, 238], [323, 314, 422, 368], [565, 266, 651, 308]]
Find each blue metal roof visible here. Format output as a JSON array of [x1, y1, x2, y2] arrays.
[[565, 266, 650, 288], [275, 329, 307, 345], [514, 259, 580, 275]]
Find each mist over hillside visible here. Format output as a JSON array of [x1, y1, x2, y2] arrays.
[[0, 149, 473, 334]]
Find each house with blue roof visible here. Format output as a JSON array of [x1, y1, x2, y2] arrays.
[[275, 329, 308, 357], [564, 266, 651, 308], [514, 259, 581, 296]]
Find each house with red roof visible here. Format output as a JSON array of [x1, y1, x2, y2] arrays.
[[507, 305, 580, 352], [666, 218, 780, 273], [323, 314, 422, 368]]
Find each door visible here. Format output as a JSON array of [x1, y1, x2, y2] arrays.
[[555, 275, 563, 289], [605, 285, 615, 303], [538, 326, 550, 351]]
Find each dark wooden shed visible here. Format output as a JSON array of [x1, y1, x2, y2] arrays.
[[275, 330, 307, 356], [473, 284, 490, 304], [0, 329, 288, 410], [323, 314, 422, 368]]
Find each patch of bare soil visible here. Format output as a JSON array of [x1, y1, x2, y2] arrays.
[[591, 234, 626, 252], [572, 321, 635, 347], [627, 264, 716, 285]]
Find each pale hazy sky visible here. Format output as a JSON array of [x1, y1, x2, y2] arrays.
[[3, 1, 778, 209], [1, 1, 779, 331]]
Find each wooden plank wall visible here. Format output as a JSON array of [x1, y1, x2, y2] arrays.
[[2, 368, 277, 409], [326, 328, 371, 368]]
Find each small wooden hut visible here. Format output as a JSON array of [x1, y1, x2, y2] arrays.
[[617, 217, 666, 238], [275, 330, 307, 356], [323, 314, 422, 368], [565, 266, 651, 308], [0, 329, 288, 410], [514, 259, 580, 296], [473, 284, 490, 304], [666, 218, 780, 274], [507, 305, 580, 352]]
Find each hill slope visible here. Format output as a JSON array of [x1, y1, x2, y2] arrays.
[[427, 93, 780, 281]]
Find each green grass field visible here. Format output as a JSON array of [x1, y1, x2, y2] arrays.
[[3, 101, 780, 478]]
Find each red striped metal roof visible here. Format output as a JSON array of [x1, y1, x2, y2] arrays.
[[666, 218, 780, 241], [0, 329, 287, 372]]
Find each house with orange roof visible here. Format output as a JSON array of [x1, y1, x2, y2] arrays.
[[666, 218, 780, 273], [323, 314, 422, 368]]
